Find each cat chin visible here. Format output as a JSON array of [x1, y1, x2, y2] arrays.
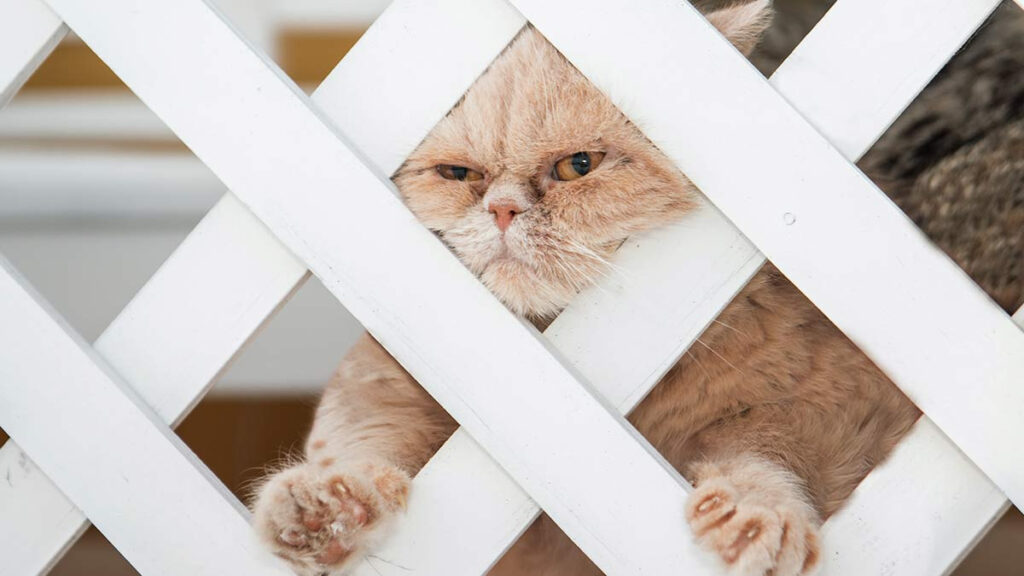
[[481, 258, 573, 320], [444, 219, 603, 318]]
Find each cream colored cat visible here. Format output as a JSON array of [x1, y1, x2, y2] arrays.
[[251, 3, 922, 575]]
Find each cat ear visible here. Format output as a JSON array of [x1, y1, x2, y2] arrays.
[[705, 0, 773, 57]]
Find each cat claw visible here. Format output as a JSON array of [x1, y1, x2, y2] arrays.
[[686, 476, 819, 576], [252, 461, 410, 576]]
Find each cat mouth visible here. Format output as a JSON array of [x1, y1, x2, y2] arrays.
[[482, 241, 535, 277], [486, 249, 524, 268]]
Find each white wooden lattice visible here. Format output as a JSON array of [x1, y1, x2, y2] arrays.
[[0, 0, 1022, 575]]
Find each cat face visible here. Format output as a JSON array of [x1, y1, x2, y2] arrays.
[[393, 4, 770, 319], [393, 29, 694, 319]]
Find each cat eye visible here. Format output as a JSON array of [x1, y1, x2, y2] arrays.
[[437, 164, 484, 182], [553, 151, 606, 181]]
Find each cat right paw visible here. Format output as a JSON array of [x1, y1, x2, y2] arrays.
[[685, 475, 819, 576], [252, 461, 409, 575]]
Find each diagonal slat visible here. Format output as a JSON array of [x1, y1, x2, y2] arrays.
[[822, 411, 1013, 576], [770, 0, 1003, 160], [0, 0, 523, 573], [0, 195, 306, 575], [10, 0, 710, 573], [0, 258, 290, 576], [516, 0, 1024, 511]]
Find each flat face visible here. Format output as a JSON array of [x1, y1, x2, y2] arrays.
[[394, 28, 695, 318]]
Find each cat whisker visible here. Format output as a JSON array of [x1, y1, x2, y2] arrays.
[[561, 238, 629, 284], [565, 238, 623, 272], [695, 337, 744, 374], [712, 318, 748, 337], [686, 349, 713, 381]]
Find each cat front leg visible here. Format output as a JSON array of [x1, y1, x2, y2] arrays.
[[685, 454, 821, 576], [251, 333, 456, 575]]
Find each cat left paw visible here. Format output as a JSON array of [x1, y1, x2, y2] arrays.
[[685, 475, 819, 576]]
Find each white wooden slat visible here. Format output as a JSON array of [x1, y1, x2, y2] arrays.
[[352, 0, 1006, 573], [516, 0, 1024, 511], [823, 419, 1011, 576], [312, 0, 526, 174], [0, 0, 66, 107], [35, 0, 711, 571], [772, 0, 1001, 160], [0, 447, 89, 576], [0, 0, 524, 571], [823, 305, 1023, 576], [0, 194, 306, 576], [0, 258, 292, 576], [92, 195, 306, 427], [209, 0, 276, 56]]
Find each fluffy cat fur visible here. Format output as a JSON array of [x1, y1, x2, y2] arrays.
[[860, 1, 1024, 314], [251, 2, 1022, 575]]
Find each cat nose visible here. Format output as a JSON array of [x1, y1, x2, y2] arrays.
[[488, 202, 522, 232]]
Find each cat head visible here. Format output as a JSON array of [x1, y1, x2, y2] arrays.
[[394, 1, 772, 320]]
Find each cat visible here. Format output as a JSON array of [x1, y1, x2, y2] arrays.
[[859, 1, 1024, 314], [251, 1, 1022, 575], [752, 0, 1023, 315]]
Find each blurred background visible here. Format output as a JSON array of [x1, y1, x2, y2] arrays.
[[0, 0, 1019, 574]]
